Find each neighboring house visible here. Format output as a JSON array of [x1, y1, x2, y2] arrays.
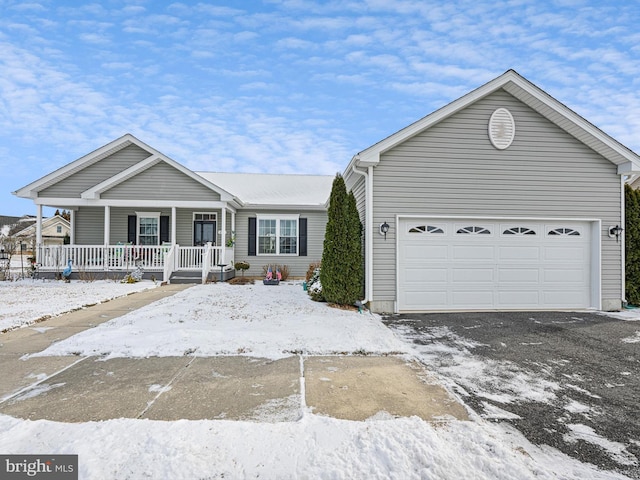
[[12, 69, 640, 312], [626, 175, 640, 190], [12, 214, 70, 251]]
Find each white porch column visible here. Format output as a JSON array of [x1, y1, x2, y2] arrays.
[[221, 207, 227, 246], [104, 205, 110, 246], [171, 207, 177, 244], [231, 210, 235, 237], [220, 206, 227, 264], [70, 210, 76, 245], [36, 205, 43, 246]]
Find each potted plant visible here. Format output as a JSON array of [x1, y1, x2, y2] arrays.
[[263, 265, 280, 285]]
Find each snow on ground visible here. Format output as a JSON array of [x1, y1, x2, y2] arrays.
[[0, 278, 159, 332], [0, 281, 632, 479], [32, 283, 408, 359], [602, 309, 640, 322]]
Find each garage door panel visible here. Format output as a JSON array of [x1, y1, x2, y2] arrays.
[[498, 268, 539, 283], [402, 244, 448, 262], [498, 246, 540, 261], [398, 218, 593, 311], [452, 245, 494, 261], [403, 267, 448, 283], [543, 268, 587, 284], [498, 291, 540, 306], [403, 290, 448, 309], [452, 268, 494, 283], [543, 290, 588, 307], [544, 246, 586, 261], [452, 291, 494, 307]]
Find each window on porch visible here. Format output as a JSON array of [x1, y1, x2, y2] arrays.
[[138, 216, 159, 245]]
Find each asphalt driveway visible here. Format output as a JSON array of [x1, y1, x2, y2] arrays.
[[383, 311, 640, 479]]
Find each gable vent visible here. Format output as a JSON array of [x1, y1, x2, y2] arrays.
[[488, 108, 515, 150]]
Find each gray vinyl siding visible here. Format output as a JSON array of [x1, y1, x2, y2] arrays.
[[344, 173, 367, 290], [102, 163, 221, 201], [345, 174, 366, 223], [75, 207, 227, 246], [234, 209, 327, 278], [371, 89, 622, 305], [39, 145, 151, 198], [75, 207, 105, 244]]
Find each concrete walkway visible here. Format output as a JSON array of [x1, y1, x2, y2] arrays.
[[0, 284, 468, 423]]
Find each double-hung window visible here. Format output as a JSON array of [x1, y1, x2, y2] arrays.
[[137, 212, 160, 245], [257, 215, 298, 255]]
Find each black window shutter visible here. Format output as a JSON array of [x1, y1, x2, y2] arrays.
[[248, 217, 256, 256], [299, 218, 307, 256], [127, 215, 136, 244], [160, 216, 170, 244]]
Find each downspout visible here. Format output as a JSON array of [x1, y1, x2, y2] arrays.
[[351, 162, 373, 305]]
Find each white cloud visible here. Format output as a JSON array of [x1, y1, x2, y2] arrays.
[[2, 0, 640, 217]]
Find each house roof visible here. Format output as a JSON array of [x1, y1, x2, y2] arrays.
[[350, 69, 640, 175], [13, 133, 331, 209], [195, 172, 334, 209]]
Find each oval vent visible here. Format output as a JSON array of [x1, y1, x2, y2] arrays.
[[488, 107, 515, 150]]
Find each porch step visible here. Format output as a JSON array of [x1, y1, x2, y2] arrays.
[[169, 271, 202, 284]]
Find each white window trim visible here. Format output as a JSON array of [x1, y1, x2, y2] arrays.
[[256, 214, 300, 256], [135, 211, 161, 246]]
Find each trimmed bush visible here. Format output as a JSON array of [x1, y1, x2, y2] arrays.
[[306, 261, 321, 283], [235, 261, 250, 277], [307, 266, 324, 301]]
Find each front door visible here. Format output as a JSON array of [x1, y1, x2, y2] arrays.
[[194, 220, 216, 246]]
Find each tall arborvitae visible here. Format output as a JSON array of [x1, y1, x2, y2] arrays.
[[320, 174, 363, 305], [345, 190, 364, 301], [625, 184, 640, 304]]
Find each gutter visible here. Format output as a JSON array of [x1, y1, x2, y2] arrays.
[[350, 160, 373, 305]]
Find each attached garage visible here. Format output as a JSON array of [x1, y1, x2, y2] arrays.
[[397, 217, 600, 311], [343, 70, 640, 313]]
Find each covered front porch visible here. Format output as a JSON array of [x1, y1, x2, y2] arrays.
[[35, 243, 235, 283], [30, 202, 238, 283]]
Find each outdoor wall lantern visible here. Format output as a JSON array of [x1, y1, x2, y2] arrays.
[[379, 221, 390, 240], [0, 249, 8, 261], [609, 225, 623, 242]]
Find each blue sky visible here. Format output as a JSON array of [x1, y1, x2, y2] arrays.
[[1, 0, 639, 216]]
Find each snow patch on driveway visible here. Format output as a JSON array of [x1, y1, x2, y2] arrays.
[[390, 324, 560, 405], [564, 424, 638, 467]]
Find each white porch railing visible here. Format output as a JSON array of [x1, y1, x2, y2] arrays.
[[37, 244, 228, 283]]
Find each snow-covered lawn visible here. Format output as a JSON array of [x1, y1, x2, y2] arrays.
[[0, 279, 159, 332], [0, 281, 632, 479], [32, 282, 407, 359]]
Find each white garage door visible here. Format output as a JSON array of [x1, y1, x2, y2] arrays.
[[398, 218, 594, 311]]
